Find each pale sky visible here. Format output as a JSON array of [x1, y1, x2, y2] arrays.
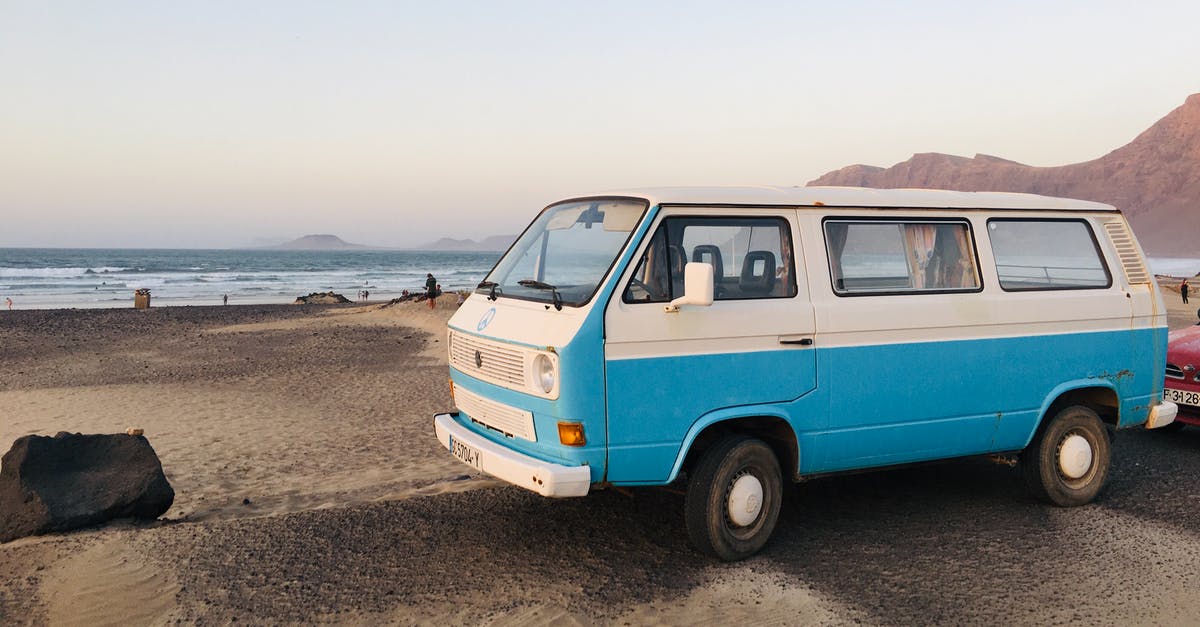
[[2, 0, 1198, 248]]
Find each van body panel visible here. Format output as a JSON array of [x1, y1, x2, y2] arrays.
[[603, 206, 817, 483], [806, 328, 1157, 472], [604, 349, 819, 482], [450, 294, 589, 350]]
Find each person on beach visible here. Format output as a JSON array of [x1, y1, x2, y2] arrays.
[[5, 297, 11, 310], [223, 294, 228, 305], [364, 290, 369, 302], [425, 273, 438, 309], [1182, 279, 1190, 304]]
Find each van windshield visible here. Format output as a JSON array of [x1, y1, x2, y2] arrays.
[[479, 198, 647, 308]]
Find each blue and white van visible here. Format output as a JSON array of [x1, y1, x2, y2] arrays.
[[434, 187, 1177, 560]]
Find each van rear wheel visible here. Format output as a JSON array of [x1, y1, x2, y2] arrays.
[[684, 436, 782, 561], [1021, 405, 1110, 506]]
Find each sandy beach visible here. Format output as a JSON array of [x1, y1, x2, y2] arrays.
[[2, 288, 1199, 625]]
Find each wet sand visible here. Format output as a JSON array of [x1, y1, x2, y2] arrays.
[[0, 286, 1197, 624]]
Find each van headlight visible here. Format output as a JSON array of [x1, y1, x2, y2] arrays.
[[533, 353, 556, 394]]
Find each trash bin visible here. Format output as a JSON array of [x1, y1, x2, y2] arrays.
[[134, 289, 151, 309]]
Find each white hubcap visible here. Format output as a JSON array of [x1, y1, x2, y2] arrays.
[[1058, 434, 1094, 479], [727, 474, 764, 527]]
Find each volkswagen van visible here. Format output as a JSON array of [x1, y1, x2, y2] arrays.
[[434, 186, 1177, 561]]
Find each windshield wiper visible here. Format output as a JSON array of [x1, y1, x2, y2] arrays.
[[517, 279, 563, 311], [477, 280, 501, 301]]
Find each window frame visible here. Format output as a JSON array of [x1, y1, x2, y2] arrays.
[[986, 217, 1112, 292], [477, 196, 650, 308], [823, 216, 985, 297], [620, 214, 798, 305]]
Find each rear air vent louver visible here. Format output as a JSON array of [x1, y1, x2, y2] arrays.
[[1102, 220, 1150, 284]]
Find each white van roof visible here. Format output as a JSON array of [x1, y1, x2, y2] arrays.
[[580, 186, 1116, 212]]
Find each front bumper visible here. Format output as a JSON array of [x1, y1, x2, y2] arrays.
[[1145, 401, 1179, 429], [434, 412, 591, 497]]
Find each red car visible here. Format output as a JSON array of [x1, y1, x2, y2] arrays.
[[1164, 325, 1200, 430]]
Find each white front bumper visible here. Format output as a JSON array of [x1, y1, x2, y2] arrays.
[[434, 413, 591, 497], [1145, 401, 1179, 429]]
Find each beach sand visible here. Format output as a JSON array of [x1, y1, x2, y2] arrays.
[[1, 288, 1198, 624]]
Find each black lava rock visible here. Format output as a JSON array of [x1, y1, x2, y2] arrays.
[[293, 292, 351, 305], [0, 432, 175, 542]]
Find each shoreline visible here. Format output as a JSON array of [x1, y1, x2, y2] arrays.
[[0, 294, 409, 311], [4, 281, 1197, 327]]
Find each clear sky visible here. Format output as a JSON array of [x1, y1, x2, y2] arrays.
[[2, 0, 1198, 248]]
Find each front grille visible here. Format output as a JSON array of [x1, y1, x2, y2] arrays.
[[1166, 363, 1185, 380], [454, 386, 536, 441], [450, 330, 527, 390]]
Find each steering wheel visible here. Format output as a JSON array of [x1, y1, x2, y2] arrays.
[[628, 277, 663, 301]]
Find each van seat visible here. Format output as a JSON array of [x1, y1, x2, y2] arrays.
[[740, 251, 776, 296]]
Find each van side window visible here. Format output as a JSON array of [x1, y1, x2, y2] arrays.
[[825, 220, 980, 294], [988, 219, 1111, 290], [622, 217, 796, 303]]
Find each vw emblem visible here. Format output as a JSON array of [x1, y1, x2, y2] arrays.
[[477, 307, 496, 331], [474, 350, 483, 369]]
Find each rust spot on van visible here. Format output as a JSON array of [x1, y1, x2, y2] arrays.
[[1094, 369, 1134, 382], [988, 412, 1003, 448]]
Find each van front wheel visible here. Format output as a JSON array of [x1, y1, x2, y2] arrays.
[[684, 436, 782, 561], [1021, 405, 1111, 506]]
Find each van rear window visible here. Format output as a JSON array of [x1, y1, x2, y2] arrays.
[[825, 220, 980, 295], [987, 219, 1111, 290]]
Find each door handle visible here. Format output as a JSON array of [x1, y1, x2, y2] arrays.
[[779, 337, 813, 346]]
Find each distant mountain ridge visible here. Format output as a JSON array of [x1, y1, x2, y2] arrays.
[[808, 93, 1200, 256], [268, 234, 369, 250], [417, 235, 515, 252]]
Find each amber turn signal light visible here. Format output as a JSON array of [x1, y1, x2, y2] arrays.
[[448, 379, 455, 405], [557, 421, 586, 446]]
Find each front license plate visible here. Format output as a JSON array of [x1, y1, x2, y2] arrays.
[[1165, 387, 1200, 408], [449, 435, 483, 470]]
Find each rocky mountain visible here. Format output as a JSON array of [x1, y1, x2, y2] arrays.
[[269, 235, 368, 250], [418, 235, 515, 252], [808, 93, 1200, 256]]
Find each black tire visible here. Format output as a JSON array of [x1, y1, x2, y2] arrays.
[[684, 436, 782, 561], [1021, 406, 1111, 506]]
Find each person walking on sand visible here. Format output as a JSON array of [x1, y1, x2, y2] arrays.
[[1182, 278, 1190, 304], [425, 273, 438, 309]]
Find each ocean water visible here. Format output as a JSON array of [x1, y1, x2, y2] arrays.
[[1, 248, 1196, 310], [0, 248, 502, 309]]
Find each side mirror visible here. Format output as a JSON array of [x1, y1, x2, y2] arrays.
[[664, 262, 715, 312]]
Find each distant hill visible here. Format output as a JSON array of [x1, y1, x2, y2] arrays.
[[268, 234, 369, 250], [808, 93, 1200, 256], [418, 235, 515, 252]]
